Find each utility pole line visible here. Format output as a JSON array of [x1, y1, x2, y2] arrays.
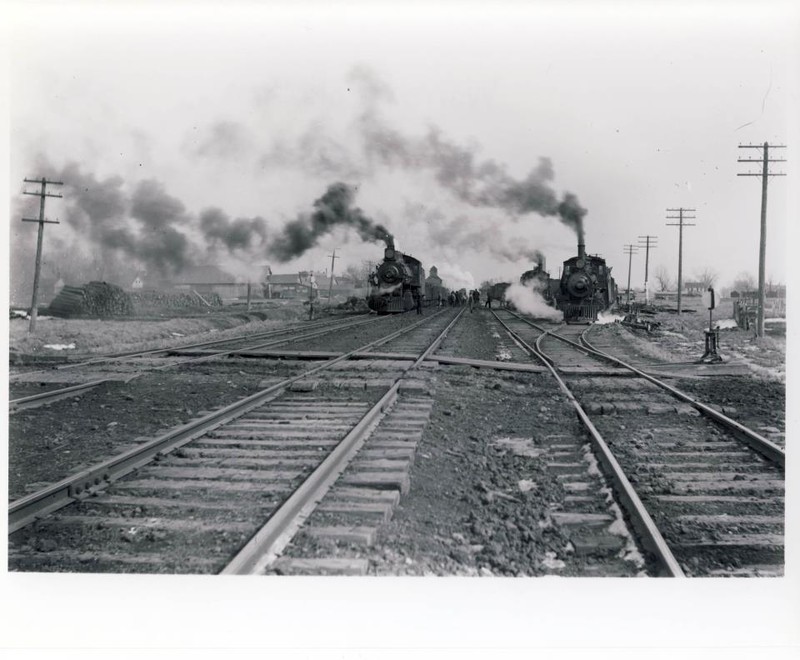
[[623, 244, 639, 309], [22, 177, 63, 333], [327, 248, 340, 306], [737, 141, 787, 338], [637, 235, 658, 304], [666, 208, 696, 315]]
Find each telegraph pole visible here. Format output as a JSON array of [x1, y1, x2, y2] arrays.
[[22, 177, 63, 332], [737, 142, 787, 338], [637, 235, 658, 304], [666, 208, 696, 315], [327, 248, 340, 306], [623, 244, 638, 309]]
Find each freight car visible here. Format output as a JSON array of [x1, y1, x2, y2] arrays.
[[554, 241, 617, 322], [367, 237, 426, 314], [487, 282, 512, 308]]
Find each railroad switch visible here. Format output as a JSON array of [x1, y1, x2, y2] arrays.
[[698, 287, 723, 363], [699, 329, 723, 363]]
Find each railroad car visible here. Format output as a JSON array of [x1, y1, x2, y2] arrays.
[[367, 238, 426, 314], [554, 242, 617, 322], [487, 281, 512, 307]]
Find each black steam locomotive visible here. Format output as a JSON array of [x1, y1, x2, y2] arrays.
[[520, 257, 558, 305], [554, 242, 617, 322], [367, 238, 426, 314]]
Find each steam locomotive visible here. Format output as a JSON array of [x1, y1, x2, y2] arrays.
[[367, 237, 426, 314], [520, 258, 558, 304], [554, 242, 617, 322]]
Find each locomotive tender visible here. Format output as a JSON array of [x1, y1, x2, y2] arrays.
[[367, 237, 426, 314]]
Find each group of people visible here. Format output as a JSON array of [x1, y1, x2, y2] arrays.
[[468, 289, 493, 312], [434, 289, 494, 311]]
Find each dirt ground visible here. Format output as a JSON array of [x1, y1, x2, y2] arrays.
[[6, 303, 786, 576]]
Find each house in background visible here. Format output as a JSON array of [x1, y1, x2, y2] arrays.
[[684, 281, 704, 296], [171, 264, 267, 299], [131, 272, 146, 290], [265, 271, 319, 299]]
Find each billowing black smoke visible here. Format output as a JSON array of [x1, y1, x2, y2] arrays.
[[349, 66, 587, 242], [200, 208, 269, 251], [268, 182, 391, 261], [25, 162, 271, 278]]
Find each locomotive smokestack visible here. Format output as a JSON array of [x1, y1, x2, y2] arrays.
[[578, 241, 585, 260], [386, 234, 395, 250]]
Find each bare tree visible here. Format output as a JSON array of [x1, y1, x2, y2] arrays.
[[342, 261, 373, 287], [692, 268, 718, 289], [732, 271, 757, 293], [654, 265, 673, 292]]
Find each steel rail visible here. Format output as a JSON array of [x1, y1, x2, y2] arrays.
[[9, 314, 373, 380], [580, 326, 785, 469], [8, 309, 456, 534], [491, 310, 685, 577], [9, 378, 132, 411], [9, 315, 383, 412], [512, 312, 786, 471], [504, 310, 784, 468], [53, 313, 374, 369], [221, 308, 465, 575]]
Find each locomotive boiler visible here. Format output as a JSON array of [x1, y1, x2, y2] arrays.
[[555, 241, 617, 322], [367, 237, 426, 314]]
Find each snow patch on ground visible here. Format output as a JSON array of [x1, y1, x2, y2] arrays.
[[43, 343, 76, 350], [492, 437, 545, 458], [595, 312, 625, 325], [542, 551, 566, 570]]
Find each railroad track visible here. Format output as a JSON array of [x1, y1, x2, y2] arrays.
[[8, 308, 463, 575], [492, 309, 785, 577], [9, 313, 384, 412]]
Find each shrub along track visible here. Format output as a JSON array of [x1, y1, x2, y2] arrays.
[[8, 308, 462, 574], [493, 310, 785, 577]]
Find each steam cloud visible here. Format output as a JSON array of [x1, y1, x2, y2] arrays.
[[505, 281, 561, 320], [268, 182, 391, 261]]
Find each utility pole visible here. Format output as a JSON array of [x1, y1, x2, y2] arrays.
[[327, 248, 340, 306], [666, 208, 696, 315], [737, 142, 787, 338], [623, 244, 638, 310], [22, 177, 63, 333], [637, 235, 658, 304]]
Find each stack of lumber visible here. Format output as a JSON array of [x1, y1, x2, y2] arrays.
[[130, 290, 223, 310], [48, 282, 134, 318]]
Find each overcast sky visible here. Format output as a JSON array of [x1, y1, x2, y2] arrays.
[[6, 1, 799, 297]]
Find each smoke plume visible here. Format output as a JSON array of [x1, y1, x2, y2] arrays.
[[22, 161, 273, 280], [349, 66, 587, 243], [268, 182, 391, 261], [200, 208, 269, 251]]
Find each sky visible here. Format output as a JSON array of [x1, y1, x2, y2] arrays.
[[5, 1, 798, 304], [2, 2, 800, 652]]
